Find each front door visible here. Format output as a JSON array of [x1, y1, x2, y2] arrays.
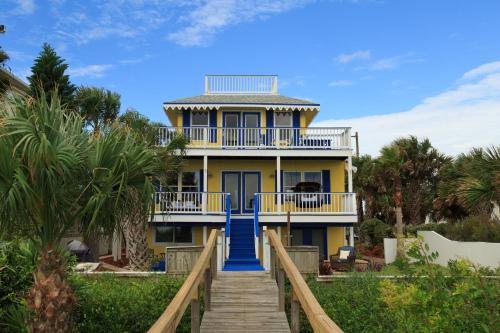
[[243, 113, 260, 147], [222, 171, 261, 215]]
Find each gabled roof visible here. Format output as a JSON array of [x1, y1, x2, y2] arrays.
[[163, 94, 320, 112]]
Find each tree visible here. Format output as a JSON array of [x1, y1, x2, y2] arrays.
[[0, 47, 9, 65], [28, 43, 76, 107], [0, 92, 156, 331], [117, 108, 186, 270], [377, 144, 406, 257], [75, 86, 121, 133]]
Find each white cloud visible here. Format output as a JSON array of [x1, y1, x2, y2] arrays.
[[329, 80, 355, 87], [168, 0, 314, 47], [11, 0, 35, 15], [314, 61, 500, 156], [462, 60, 500, 79], [368, 53, 423, 71], [68, 64, 113, 78], [335, 50, 371, 64]]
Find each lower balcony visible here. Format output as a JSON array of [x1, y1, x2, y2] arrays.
[[153, 191, 356, 224]]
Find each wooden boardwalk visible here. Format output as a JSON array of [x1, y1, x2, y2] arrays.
[[200, 271, 291, 333]]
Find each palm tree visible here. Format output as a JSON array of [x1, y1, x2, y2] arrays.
[[0, 93, 156, 331], [377, 144, 405, 257], [74, 86, 121, 134], [117, 109, 186, 270]]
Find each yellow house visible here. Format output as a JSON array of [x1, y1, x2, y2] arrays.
[[149, 75, 356, 270]]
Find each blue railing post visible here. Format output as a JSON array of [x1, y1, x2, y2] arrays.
[[254, 193, 259, 237], [225, 193, 231, 237]]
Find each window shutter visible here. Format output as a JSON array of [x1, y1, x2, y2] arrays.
[[292, 110, 300, 145], [209, 109, 217, 142], [266, 110, 274, 146], [322, 170, 331, 204], [182, 109, 190, 127], [199, 169, 204, 192]]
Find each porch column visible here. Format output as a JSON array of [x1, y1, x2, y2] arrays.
[[112, 230, 122, 261], [203, 226, 208, 245], [276, 156, 282, 213], [202, 155, 208, 214], [347, 155, 353, 192], [349, 227, 354, 246]]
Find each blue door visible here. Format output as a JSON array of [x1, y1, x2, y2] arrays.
[[222, 172, 241, 214], [223, 112, 240, 147], [243, 113, 260, 147], [242, 172, 260, 214]]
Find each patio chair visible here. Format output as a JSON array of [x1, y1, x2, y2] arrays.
[[330, 246, 356, 271]]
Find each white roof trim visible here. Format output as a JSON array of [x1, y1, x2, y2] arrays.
[[163, 104, 320, 112]]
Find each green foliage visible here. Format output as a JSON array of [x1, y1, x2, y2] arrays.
[[359, 218, 393, 246], [28, 43, 76, 107], [380, 238, 500, 333], [302, 275, 396, 333], [69, 274, 189, 333], [0, 47, 9, 65], [407, 215, 500, 242], [74, 86, 121, 133], [0, 239, 36, 332]]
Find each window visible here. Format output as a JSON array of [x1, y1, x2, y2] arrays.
[[154, 225, 193, 244], [182, 172, 199, 192], [275, 112, 292, 127], [191, 111, 209, 126], [283, 172, 301, 193], [283, 171, 323, 193]]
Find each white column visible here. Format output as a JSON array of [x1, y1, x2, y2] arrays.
[[202, 155, 208, 214], [112, 230, 122, 261], [203, 226, 207, 245], [263, 226, 270, 271], [217, 230, 223, 271], [349, 227, 354, 246], [276, 156, 282, 213], [277, 226, 282, 244], [347, 155, 353, 192]]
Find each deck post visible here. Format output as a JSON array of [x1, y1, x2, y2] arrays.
[[276, 156, 282, 212], [191, 287, 200, 333], [211, 246, 217, 279], [277, 261, 285, 312], [202, 155, 208, 214], [291, 287, 300, 333], [204, 267, 211, 312], [270, 247, 276, 280]]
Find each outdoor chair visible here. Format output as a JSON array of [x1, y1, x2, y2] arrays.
[[330, 246, 356, 271]]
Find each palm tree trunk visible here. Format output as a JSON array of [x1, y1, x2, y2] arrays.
[[27, 249, 75, 333], [394, 176, 405, 257]]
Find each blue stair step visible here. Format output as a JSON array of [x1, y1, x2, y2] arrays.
[[223, 218, 264, 271]]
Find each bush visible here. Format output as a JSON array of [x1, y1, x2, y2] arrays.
[[360, 218, 393, 246], [407, 215, 500, 242], [69, 274, 186, 333], [0, 239, 37, 332]]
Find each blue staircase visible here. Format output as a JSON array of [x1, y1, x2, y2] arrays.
[[223, 218, 264, 271]]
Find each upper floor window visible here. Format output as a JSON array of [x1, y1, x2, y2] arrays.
[[275, 112, 292, 127], [191, 111, 209, 126], [283, 171, 323, 192]]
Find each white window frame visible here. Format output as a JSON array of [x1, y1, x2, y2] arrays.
[[153, 225, 194, 246], [274, 111, 293, 127]]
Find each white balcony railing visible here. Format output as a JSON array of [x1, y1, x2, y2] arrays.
[[155, 192, 228, 214], [158, 127, 351, 150], [205, 75, 278, 95], [256, 192, 356, 215]]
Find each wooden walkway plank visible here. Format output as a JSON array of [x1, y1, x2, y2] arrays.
[[200, 271, 291, 333]]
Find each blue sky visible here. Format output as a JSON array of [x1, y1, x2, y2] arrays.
[[1, 0, 499, 155]]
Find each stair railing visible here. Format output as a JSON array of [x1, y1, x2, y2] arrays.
[[267, 229, 344, 333], [148, 229, 219, 333]]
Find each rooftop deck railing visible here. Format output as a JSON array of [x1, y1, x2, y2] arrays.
[[158, 126, 351, 150], [205, 75, 278, 95]]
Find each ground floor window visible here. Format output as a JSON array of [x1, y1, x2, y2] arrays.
[[291, 227, 326, 260], [154, 225, 193, 244]]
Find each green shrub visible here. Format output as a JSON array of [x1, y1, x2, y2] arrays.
[[360, 218, 393, 246], [300, 275, 395, 333], [69, 274, 187, 333], [407, 215, 500, 242], [0, 239, 37, 332]]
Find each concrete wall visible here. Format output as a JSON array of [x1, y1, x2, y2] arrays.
[[384, 231, 500, 268]]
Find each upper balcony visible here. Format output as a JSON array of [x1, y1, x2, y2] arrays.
[[158, 126, 352, 151]]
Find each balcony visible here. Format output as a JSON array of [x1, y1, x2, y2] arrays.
[[154, 192, 356, 216], [158, 127, 351, 150]]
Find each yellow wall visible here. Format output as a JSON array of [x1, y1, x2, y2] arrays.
[[327, 227, 345, 257]]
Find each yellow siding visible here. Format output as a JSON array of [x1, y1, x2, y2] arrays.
[[193, 226, 203, 245], [327, 227, 345, 258]]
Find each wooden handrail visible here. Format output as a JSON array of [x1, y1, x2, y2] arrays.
[[148, 229, 219, 333], [267, 229, 344, 333]]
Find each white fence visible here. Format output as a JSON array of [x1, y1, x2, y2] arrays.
[[257, 192, 356, 215], [384, 231, 500, 268], [158, 127, 351, 150], [155, 192, 227, 214]]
